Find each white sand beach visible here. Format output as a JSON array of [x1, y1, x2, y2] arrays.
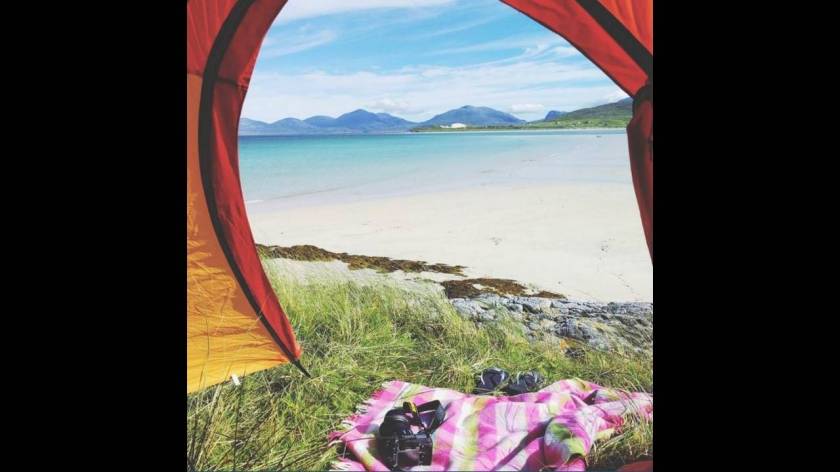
[[247, 180, 652, 302]]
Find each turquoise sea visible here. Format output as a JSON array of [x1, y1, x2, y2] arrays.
[[238, 129, 630, 211]]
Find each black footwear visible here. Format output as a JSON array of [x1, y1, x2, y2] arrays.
[[473, 367, 510, 395], [503, 371, 543, 395]]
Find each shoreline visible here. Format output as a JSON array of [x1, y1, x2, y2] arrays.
[[249, 182, 652, 302], [410, 126, 626, 133], [239, 127, 626, 138]]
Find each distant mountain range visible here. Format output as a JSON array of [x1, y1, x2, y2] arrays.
[[543, 110, 568, 121], [239, 99, 630, 135], [240, 110, 416, 135], [541, 97, 632, 123], [421, 105, 525, 127]]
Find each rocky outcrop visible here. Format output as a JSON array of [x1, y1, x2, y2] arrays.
[[449, 293, 652, 355]]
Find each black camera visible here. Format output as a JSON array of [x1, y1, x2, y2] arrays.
[[377, 401, 445, 471]]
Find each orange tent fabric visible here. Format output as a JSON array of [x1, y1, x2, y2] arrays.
[[187, 0, 305, 394], [186, 0, 653, 393]]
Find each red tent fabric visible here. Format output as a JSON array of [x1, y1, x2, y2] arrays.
[[186, 0, 652, 392], [187, 0, 308, 393]]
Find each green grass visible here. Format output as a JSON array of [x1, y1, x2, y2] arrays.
[[410, 117, 630, 132], [187, 263, 652, 471]]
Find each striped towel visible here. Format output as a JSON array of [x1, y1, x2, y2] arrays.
[[328, 379, 652, 471]]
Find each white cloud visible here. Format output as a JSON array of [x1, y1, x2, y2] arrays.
[[366, 98, 417, 115], [603, 89, 630, 103], [275, 0, 455, 23], [510, 103, 544, 113], [407, 12, 505, 39], [243, 56, 624, 122], [429, 34, 566, 56]]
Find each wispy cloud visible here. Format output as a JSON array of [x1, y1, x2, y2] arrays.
[[408, 12, 506, 39], [260, 28, 338, 58], [275, 0, 455, 23], [243, 57, 626, 122], [509, 103, 544, 113], [365, 98, 417, 115], [244, 0, 629, 122], [428, 34, 564, 56]]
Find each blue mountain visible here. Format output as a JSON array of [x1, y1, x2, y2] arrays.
[[269, 118, 321, 134], [332, 109, 416, 132], [420, 106, 525, 127], [240, 110, 417, 135], [239, 117, 276, 134], [303, 115, 338, 127], [239, 106, 527, 135]]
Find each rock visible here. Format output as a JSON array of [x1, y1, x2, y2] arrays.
[[476, 294, 503, 309], [522, 304, 542, 314], [506, 303, 524, 313], [515, 297, 551, 313], [543, 310, 563, 320], [555, 319, 596, 341], [559, 301, 590, 313], [449, 292, 652, 355], [551, 303, 570, 314], [617, 316, 637, 326], [452, 299, 483, 317], [477, 312, 495, 322]]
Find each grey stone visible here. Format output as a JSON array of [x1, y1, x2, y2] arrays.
[[448, 292, 652, 355], [506, 303, 524, 313], [515, 297, 551, 314], [452, 299, 483, 317], [478, 312, 495, 322], [543, 310, 563, 320], [476, 294, 504, 309]]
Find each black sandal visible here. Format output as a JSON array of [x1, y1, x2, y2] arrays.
[[503, 371, 543, 396], [472, 367, 510, 395]]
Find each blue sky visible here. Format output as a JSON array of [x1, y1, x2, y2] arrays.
[[242, 0, 627, 122]]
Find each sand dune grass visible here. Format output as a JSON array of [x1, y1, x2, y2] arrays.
[[187, 262, 652, 471]]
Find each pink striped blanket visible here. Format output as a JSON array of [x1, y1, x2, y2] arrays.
[[328, 379, 652, 471]]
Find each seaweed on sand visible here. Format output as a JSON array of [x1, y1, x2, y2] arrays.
[[256, 244, 466, 276]]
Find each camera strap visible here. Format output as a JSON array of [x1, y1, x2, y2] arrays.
[[403, 400, 445, 435]]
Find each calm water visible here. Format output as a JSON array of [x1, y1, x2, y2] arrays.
[[239, 130, 629, 210]]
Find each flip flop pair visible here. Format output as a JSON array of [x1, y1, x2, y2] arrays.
[[473, 368, 543, 396]]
